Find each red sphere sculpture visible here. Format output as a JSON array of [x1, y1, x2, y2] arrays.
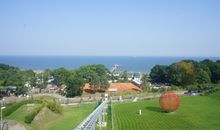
[[159, 92, 180, 112]]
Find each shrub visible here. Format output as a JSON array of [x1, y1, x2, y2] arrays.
[[94, 100, 102, 109], [24, 104, 44, 123], [201, 88, 220, 96], [2, 99, 43, 117], [159, 88, 166, 93], [169, 86, 179, 91], [46, 100, 63, 114]]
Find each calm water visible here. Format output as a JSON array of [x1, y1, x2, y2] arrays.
[[0, 56, 219, 72]]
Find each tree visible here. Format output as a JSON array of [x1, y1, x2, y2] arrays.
[[150, 65, 169, 83], [201, 59, 220, 83], [30, 77, 37, 87], [16, 86, 28, 95], [170, 61, 196, 86], [141, 73, 151, 91], [42, 69, 52, 83], [78, 64, 109, 91], [4, 68, 23, 86], [149, 59, 218, 87], [121, 71, 129, 82], [0, 64, 11, 70], [51, 68, 71, 85], [65, 76, 84, 97], [21, 69, 36, 86], [195, 68, 211, 84]]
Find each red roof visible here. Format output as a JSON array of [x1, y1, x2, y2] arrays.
[[107, 83, 142, 92]]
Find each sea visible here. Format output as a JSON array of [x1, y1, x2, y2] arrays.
[[0, 56, 219, 72]]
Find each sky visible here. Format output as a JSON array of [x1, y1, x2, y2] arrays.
[[0, 0, 220, 57]]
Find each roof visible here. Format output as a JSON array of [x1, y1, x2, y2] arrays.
[[107, 83, 142, 92], [83, 83, 94, 93], [83, 82, 142, 93], [83, 83, 91, 90]]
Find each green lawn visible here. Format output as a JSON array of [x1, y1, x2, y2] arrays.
[[5, 92, 220, 130], [113, 92, 220, 130], [5, 103, 95, 130]]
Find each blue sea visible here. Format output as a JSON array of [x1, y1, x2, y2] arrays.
[[0, 56, 219, 72]]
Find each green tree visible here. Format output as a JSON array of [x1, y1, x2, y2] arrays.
[[141, 73, 150, 91], [4, 69, 23, 86], [121, 70, 129, 82], [65, 76, 84, 97], [78, 64, 109, 91], [21, 69, 36, 86], [51, 68, 71, 85], [170, 61, 196, 86], [150, 65, 169, 83], [195, 68, 211, 84], [201, 59, 220, 83], [42, 69, 52, 83], [16, 86, 28, 95], [0, 64, 31, 94]]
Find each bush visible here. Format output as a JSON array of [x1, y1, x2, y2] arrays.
[[94, 100, 102, 109], [201, 88, 220, 96], [151, 88, 159, 93], [46, 100, 63, 114], [159, 88, 166, 93], [186, 85, 198, 91], [24, 105, 44, 123], [169, 86, 179, 91], [2, 99, 43, 118]]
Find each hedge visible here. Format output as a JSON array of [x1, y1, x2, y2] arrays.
[[24, 104, 44, 123], [46, 100, 63, 114], [2, 99, 43, 118]]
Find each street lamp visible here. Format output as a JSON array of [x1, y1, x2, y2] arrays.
[[1, 99, 6, 130]]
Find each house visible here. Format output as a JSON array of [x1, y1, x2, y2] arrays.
[[83, 83, 95, 93], [47, 84, 66, 93], [107, 83, 142, 92], [83, 82, 142, 93]]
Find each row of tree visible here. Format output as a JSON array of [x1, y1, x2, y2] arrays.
[[0, 63, 136, 97], [150, 59, 220, 87], [0, 64, 37, 94], [1, 58, 219, 97], [50, 64, 110, 97], [0, 63, 110, 97]]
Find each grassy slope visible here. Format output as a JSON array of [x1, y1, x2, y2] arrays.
[[113, 92, 220, 130], [5, 105, 34, 130], [5, 103, 95, 130], [42, 104, 95, 130]]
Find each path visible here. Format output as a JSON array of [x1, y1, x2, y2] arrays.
[[4, 120, 26, 130]]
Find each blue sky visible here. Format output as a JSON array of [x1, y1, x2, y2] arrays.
[[0, 0, 220, 57]]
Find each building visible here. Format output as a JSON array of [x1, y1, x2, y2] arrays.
[[83, 82, 142, 93], [107, 83, 142, 92]]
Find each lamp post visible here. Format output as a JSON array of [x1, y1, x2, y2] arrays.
[[1, 99, 5, 130]]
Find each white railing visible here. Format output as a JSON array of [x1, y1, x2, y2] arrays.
[[74, 100, 107, 130]]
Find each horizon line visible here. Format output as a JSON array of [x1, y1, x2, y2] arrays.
[[0, 55, 220, 58]]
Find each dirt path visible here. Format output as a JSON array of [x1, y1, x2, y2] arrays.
[[4, 120, 26, 130]]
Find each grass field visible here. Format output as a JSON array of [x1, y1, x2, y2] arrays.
[[5, 103, 95, 130], [4, 92, 220, 130], [113, 92, 220, 130]]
